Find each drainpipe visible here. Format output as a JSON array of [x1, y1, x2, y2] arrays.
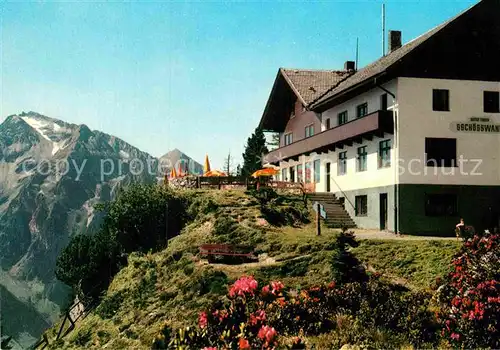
[[376, 83, 398, 234]]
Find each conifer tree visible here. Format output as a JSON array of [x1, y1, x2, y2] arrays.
[[241, 127, 269, 177]]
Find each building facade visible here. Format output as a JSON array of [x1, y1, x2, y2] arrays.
[[259, 0, 500, 235]]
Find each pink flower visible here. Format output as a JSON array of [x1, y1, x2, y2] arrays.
[[258, 325, 277, 344], [198, 311, 208, 329], [249, 310, 266, 325], [270, 281, 284, 295], [262, 285, 270, 295], [229, 276, 258, 298], [451, 333, 460, 340]]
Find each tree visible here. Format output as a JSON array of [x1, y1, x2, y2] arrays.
[[266, 132, 280, 150], [241, 127, 269, 177], [223, 150, 233, 176], [55, 184, 189, 301], [235, 164, 242, 176]]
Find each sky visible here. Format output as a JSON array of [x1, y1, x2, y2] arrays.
[[1, 0, 477, 169]]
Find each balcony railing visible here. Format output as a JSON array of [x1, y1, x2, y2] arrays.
[[263, 110, 394, 164]]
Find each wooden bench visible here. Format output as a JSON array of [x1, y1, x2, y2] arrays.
[[199, 244, 255, 262]]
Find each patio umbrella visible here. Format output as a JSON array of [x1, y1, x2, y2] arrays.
[[170, 167, 177, 178], [204, 154, 211, 173], [252, 168, 279, 178], [204, 169, 227, 177], [263, 164, 280, 170]]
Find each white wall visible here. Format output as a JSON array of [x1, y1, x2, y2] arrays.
[[278, 133, 396, 193], [321, 80, 397, 130], [398, 77, 500, 186]]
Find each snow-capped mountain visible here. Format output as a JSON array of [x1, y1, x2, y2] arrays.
[[0, 112, 159, 347]]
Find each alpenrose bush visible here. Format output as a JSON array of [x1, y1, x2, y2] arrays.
[[152, 275, 437, 349], [437, 233, 500, 349]]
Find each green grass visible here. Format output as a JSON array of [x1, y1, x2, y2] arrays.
[[45, 190, 461, 349], [352, 239, 461, 289]]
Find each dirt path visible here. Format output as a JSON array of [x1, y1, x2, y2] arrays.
[[351, 228, 457, 241]]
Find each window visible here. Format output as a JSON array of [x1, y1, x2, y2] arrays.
[[338, 110, 348, 125], [281, 168, 287, 182], [284, 133, 293, 146], [297, 164, 303, 183], [357, 146, 367, 172], [484, 91, 500, 113], [290, 167, 295, 182], [305, 162, 312, 183], [378, 139, 391, 168], [355, 195, 368, 216], [433, 89, 450, 111], [338, 151, 347, 175], [305, 124, 314, 138], [356, 103, 368, 118], [313, 159, 320, 183], [425, 138, 457, 167], [425, 194, 457, 216], [380, 94, 388, 111], [326, 118, 331, 130]]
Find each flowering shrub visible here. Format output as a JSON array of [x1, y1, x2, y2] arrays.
[[152, 274, 438, 349], [437, 233, 500, 348]]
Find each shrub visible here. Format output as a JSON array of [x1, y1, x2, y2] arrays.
[[95, 291, 125, 319], [330, 228, 367, 285], [437, 233, 500, 348], [152, 275, 439, 349], [56, 184, 189, 301]]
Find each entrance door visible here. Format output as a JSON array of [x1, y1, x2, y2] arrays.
[[290, 167, 295, 182], [326, 163, 331, 192], [380, 193, 388, 230]]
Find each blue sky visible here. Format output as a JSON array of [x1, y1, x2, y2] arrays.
[[1, 0, 476, 169]]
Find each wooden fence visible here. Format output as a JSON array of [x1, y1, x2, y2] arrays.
[[33, 300, 95, 349]]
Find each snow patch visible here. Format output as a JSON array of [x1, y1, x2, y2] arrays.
[[119, 150, 130, 159], [21, 116, 53, 142], [20, 116, 70, 156]]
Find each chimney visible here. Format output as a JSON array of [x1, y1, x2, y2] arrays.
[[388, 30, 402, 53], [344, 61, 356, 71]]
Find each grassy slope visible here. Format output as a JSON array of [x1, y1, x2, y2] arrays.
[[46, 190, 461, 349], [353, 239, 460, 289]]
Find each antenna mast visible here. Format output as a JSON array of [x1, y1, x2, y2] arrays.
[[355, 37, 359, 70], [382, 3, 386, 56]]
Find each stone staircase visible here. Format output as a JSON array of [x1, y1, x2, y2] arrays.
[[307, 192, 356, 228]]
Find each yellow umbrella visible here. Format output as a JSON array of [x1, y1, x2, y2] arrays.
[[170, 167, 177, 178], [252, 168, 279, 178], [204, 169, 227, 177], [263, 164, 279, 170], [204, 154, 211, 173]]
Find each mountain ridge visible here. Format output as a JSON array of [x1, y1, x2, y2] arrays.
[[0, 111, 163, 348]]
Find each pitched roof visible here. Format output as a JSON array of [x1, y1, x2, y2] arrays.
[[309, 0, 481, 110], [280, 68, 353, 105]]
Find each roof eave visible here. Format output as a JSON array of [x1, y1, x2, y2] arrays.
[[279, 68, 308, 106], [258, 70, 284, 131], [311, 72, 389, 112]]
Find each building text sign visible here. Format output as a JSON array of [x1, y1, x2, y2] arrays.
[[451, 117, 500, 133]]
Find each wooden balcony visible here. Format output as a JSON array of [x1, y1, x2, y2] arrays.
[[263, 110, 394, 164]]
